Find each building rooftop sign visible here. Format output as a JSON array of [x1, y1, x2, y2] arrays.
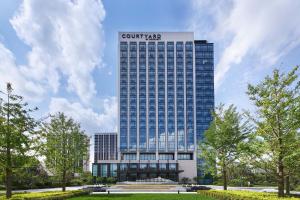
[[119, 32, 194, 41]]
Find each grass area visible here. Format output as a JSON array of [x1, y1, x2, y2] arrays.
[[198, 190, 298, 200], [70, 194, 216, 200], [0, 190, 88, 200]]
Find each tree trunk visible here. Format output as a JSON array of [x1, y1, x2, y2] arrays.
[[223, 163, 228, 190], [62, 125, 66, 192], [5, 152, 12, 198], [278, 151, 285, 197], [5, 91, 12, 199], [285, 175, 290, 195], [62, 170, 66, 192]]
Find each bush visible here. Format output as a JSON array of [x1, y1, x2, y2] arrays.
[[106, 177, 117, 184], [69, 179, 83, 186], [229, 178, 250, 187], [198, 190, 297, 200], [0, 190, 88, 200]]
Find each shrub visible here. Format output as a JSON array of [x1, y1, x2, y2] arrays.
[[69, 178, 83, 186], [295, 185, 300, 192], [198, 190, 297, 200], [106, 177, 117, 184], [229, 178, 249, 187], [0, 190, 88, 200]]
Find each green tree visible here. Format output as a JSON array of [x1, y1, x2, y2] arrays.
[[11, 157, 49, 190], [0, 83, 39, 198], [284, 137, 300, 194], [284, 93, 300, 194], [80, 171, 93, 185], [247, 66, 300, 197], [106, 177, 116, 185], [199, 104, 253, 190], [42, 113, 88, 191]]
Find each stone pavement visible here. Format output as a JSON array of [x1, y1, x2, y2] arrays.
[[108, 184, 186, 192]]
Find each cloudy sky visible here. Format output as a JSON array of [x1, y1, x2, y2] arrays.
[[1, 0, 300, 137]]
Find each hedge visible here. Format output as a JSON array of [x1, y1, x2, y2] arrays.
[[198, 190, 298, 200], [0, 190, 89, 200]]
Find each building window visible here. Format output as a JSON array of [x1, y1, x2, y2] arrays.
[[92, 164, 98, 177], [130, 163, 137, 169], [101, 164, 107, 177], [159, 153, 174, 160], [139, 163, 147, 169], [159, 163, 167, 170], [178, 153, 193, 160], [120, 163, 128, 170], [149, 163, 157, 169], [110, 164, 117, 177], [123, 153, 136, 160], [140, 153, 156, 160], [169, 163, 176, 170]]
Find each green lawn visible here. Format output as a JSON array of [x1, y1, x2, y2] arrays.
[[70, 194, 215, 200]]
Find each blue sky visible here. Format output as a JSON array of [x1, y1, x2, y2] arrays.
[[1, 0, 300, 137]]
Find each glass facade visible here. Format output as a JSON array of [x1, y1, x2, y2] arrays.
[[94, 133, 117, 161], [101, 164, 107, 177], [185, 41, 195, 150], [119, 33, 214, 180], [176, 42, 185, 151], [195, 41, 214, 178], [140, 153, 156, 160], [195, 42, 214, 141], [120, 42, 128, 151], [93, 162, 179, 181], [157, 42, 166, 151], [159, 153, 174, 160], [167, 42, 175, 151], [123, 153, 137, 160], [178, 153, 193, 160], [139, 42, 147, 151], [148, 42, 156, 151], [91, 33, 215, 183], [129, 42, 137, 150], [110, 164, 117, 177]]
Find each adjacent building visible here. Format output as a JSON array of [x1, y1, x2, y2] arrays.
[[93, 32, 214, 182], [93, 132, 118, 178], [94, 132, 118, 161]]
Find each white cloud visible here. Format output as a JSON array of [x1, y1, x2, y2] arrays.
[[0, 42, 45, 101], [190, 0, 300, 88], [0, 0, 116, 143], [49, 97, 117, 135], [10, 0, 106, 103]]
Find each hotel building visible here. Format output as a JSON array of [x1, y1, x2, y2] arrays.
[[93, 32, 214, 182]]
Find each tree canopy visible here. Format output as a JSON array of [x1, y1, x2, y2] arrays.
[[199, 104, 253, 190], [247, 66, 300, 197], [42, 112, 89, 191]]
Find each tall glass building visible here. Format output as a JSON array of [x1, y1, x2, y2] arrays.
[[117, 32, 214, 182], [93, 32, 214, 182]]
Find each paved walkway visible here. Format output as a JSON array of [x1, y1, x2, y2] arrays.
[[13, 186, 85, 193], [93, 192, 197, 194], [108, 184, 186, 192], [9, 184, 300, 195]]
